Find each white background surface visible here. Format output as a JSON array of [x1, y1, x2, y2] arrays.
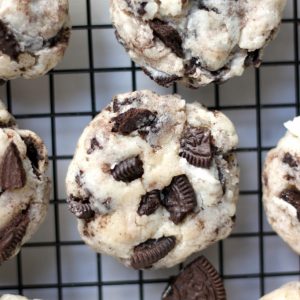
[[0, 1, 299, 299]]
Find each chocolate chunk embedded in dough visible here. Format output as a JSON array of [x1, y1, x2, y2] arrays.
[[0, 211, 30, 264], [111, 156, 144, 182], [280, 188, 300, 221], [162, 175, 197, 224], [138, 190, 161, 216], [0, 143, 26, 190], [45, 27, 70, 48], [112, 108, 156, 135], [137, 2, 147, 15], [131, 236, 176, 269], [87, 137, 103, 154], [149, 19, 184, 58], [180, 127, 213, 169], [162, 256, 226, 300], [21, 136, 43, 177], [0, 20, 20, 61], [282, 153, 298, 168], [67, 195, 95, 219]]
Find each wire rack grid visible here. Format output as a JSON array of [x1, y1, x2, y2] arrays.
[[0, 0, 300, 299]]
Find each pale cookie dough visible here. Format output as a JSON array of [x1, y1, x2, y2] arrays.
[[0, 0, 70, 81], [110, 0, 287, 88], [0, 296, 41, 300], [260, 282, 300, 300], [66, 90, 239, 269], [0, 100, 50, 264], [263, 116, 300, 255]]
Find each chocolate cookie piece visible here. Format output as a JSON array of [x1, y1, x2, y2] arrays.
[[111, 156, 144, 182], [67, 195, 95, 220], [112, 108, 156, 135], [263, 116, 300, 255], [138, 190, 161, 216], [0, 0, 70, 81], [162, 175, 197, 224], [0, 20, 20, 61], [280, 188, 300, 221], [131, 236, 176, 269], [110, 0, 286, 88], [162, 256, 226, 300], [0, 100, 50, 264], [66, 90, 239, 269], [179, 127, 212, 168], [282, 153, 298, 168], [0, 211, 30, 264], [0, 143, 26, 190], [149, 19, 184, 58], [87, 137, 103, 154]]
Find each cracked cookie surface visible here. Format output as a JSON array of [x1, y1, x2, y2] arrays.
[[0, 101, 50, 264], [263, 116, 300, 255], [110, 0, 287, 88], [66, 90, 239, 269], [0, 0, 70, 81]]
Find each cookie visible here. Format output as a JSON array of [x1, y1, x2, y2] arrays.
[[263, 116, 300, 254], [0, 296, 40, 300], [0, 101, 50, 264], [260, 282, 300, 300], [110, 0, 287, 88], [162, 256, 226, 300], [0, 0, 70, 81], [66, 90, 239, 269]]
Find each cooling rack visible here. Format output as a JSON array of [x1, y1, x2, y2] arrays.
[[0, 1, 299, 299]]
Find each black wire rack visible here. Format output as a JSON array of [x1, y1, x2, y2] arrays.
[[0, 0, 300, 299]]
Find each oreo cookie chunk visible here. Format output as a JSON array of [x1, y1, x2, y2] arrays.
[[162, 256, 226, 300], [0, 0, 70, 81], [110, 0, 287, 88], [0, 100, 50, 264], [66, 90, 239, 269], [263, 116, 300, 255]]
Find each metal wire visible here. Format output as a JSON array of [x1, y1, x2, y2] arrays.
[[0, 1, 300, 299]]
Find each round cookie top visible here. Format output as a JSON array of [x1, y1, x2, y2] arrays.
[[260, 282, 300, 300], [0, 101, 50, 264], [110, 0, 287, 88], [0, 0, 70, 81], [263, 116, 300, 255], [66, 90, 239, 269]]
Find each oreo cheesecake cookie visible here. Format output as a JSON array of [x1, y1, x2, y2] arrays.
[[263, 117, 300, 255], [162, 256, 226, 300], [0, 101, 50, 264], [110, 0, 287, 88], [66, 90, 239, 269], [0, 0, 70, 81]]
